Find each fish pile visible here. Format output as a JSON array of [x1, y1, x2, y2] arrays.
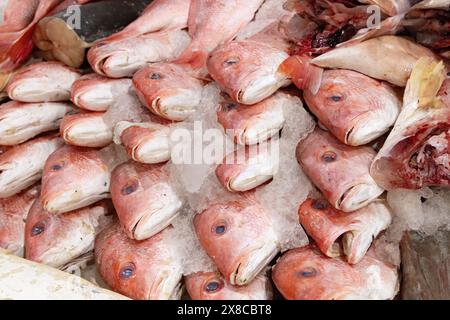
[[0, 0, 449, 300]]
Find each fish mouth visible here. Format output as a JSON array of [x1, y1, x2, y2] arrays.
[[103, 52, 147, 78], [8, 80, 70, 102], [237, 73, 290, 105], [43, 190, 110, 214], [152, 94, 199, 121], [345, 112, 396, 146], [148, 267, 184, 300], [227, 158, 278, 192], [133, 136, 171, 164], [0, 241, 22, 257], [229, 241, 279, 286], [238, 115, 285, 146], [337, 183, 384, 212], [74, 86, 114, 111], [0, 169, 41, 198], [62, 119, 113, 148]]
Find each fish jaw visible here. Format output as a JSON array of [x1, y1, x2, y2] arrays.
[[185, 272, 273, 300], [296, 128, 384, 212], [299, 199, 392, 264], [41, 146, 110, 214], [60, 112, 113, 148], [194, 197, 280, 286], [132, 64, 204, 121], [208, 41, 290, 105], [6, 62, 80, 102], [0, 101, 72, 145], [0, 135, 63, 198]]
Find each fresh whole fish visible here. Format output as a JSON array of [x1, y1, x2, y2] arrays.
[[371, 58, 450, 189], [40, 145, 111, 214], [0, 100, 72, 145], [6, 62, 81, 102], [60, 111, 113, 148], [272, 245, 399, 300], [133, 63, 204, 121], [87, 29, 191, 78], [110, 161, 182, 240], [25, 199, 112, 269], [0, 134, 63, 198], [303, 69, 401, 146], [296, 128, 384, 212], [298, 198, 392, 264], [194, 195, 279, 286], [312, 36, 437, 86], [185, 272, 273, 300], [217, 93, 286, 145], [113, 121, 171, 164], [95, 222, 183, 300], [216, 144, 279, 192], [71, 74, 132, 111], [0, 185, 39, 256]]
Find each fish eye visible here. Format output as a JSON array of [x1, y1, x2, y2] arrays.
[[121, 180, 139, 195], [223, 57, 240, 67], [297, 267, 317, 278], [119, 263, 136, 280], [212, 222, 227, 235], [311, 199, 328, 210], [149, 73, 162, 80], [224, 102, 238, 111], [51, 163, 64, 171], [321, 151, 337, 163], [205, 280, 223, 292], [329, 95, 343, 102], [31, 222, 46, 236]]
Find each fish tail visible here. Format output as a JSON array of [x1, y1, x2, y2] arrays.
[[405, 57, 446, 109]]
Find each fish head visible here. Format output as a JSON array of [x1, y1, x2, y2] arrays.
[[95, 223, 183, 300], [208, 41, 290, 105], [41, 145, 110, 214], [185, 271, 273, 300], [111, 161, 182, 240], [132, 63, 203, 121], [194, 197, 279, 286]]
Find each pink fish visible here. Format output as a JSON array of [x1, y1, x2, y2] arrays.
[[194, 195, 279, 286], [110, 161, 182, 240], [113, 121, 171, 164], [0, 184, 39, 256], [272, 245, 399, 300], [6, 62, 81, 102], [303, 69, 401, 146], [25, 199, 112, 268], [41, 145, 110, 214], [0, 100, 72, 145], [298, 198, 392, 264], [296, 128, 384, 212], [71, 74, 131, 111], [0, 134, 63, 198], [185, 272, 273, 300], [95, 222, 183, 300]]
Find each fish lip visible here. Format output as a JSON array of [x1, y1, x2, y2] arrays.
[[337, 183, 384, 212], [147, 267, 183, 300], [61, 118, 113, 147], [228, 161, 277, 192], [8, 80, 71, 102], [345, 111, 397, 146], [133, 140, 171, 164], [229, 240, 279, 286], [152, 95, 197, 121], [0, 171, 41, 198], [43, 190, 110, 214], [237, 72, 290, 105]]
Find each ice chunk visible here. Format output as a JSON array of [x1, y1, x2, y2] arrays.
[[103, 86, 147, 127], [421, 188, 450, 235]]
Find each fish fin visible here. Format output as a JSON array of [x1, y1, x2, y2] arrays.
[[0, 28, 34, 73], [404, 57, 446, 109], [278, 55, 323, 94]]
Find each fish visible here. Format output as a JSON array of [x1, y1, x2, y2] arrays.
[[272, 245, 399, 300], [296, 128, 384, 212], [185, 271, 273, 300], [0, 134, 63, 198], [0, 0, 41, 33], [370, 57, 450, 189], [303, 69, 401, 146], [298, 198, 392, 264], [25, 198, 112, 269], [358, 0, 412, 16], [60, 111, 113, 148], [216, 92, 286, 145], [132, 63, 204, 121], [194, 195, 279, 286], [207, 27, 291, 105], [6, 61, 81, 102], [110, 161, 183, 240], [0, 100, 72, 145], [95, 222, 183, 300], [312, 36, 437, 86], [40, 145, 111, 214], [175, 0, 265, 75], [215, 143, 279, 192], [0, 249, 128, 300], [0, 185, 39, 256], [87, 29, 191, 78], [71, 74, 132, 111], [113, 121, 171, 164], [400, 229, 450, 300]]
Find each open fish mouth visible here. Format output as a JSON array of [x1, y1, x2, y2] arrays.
[[43, 190, 110, 214], [337, 183, 384, 212], [229, 241, 279, 286], [237, 72, 291, 105]]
